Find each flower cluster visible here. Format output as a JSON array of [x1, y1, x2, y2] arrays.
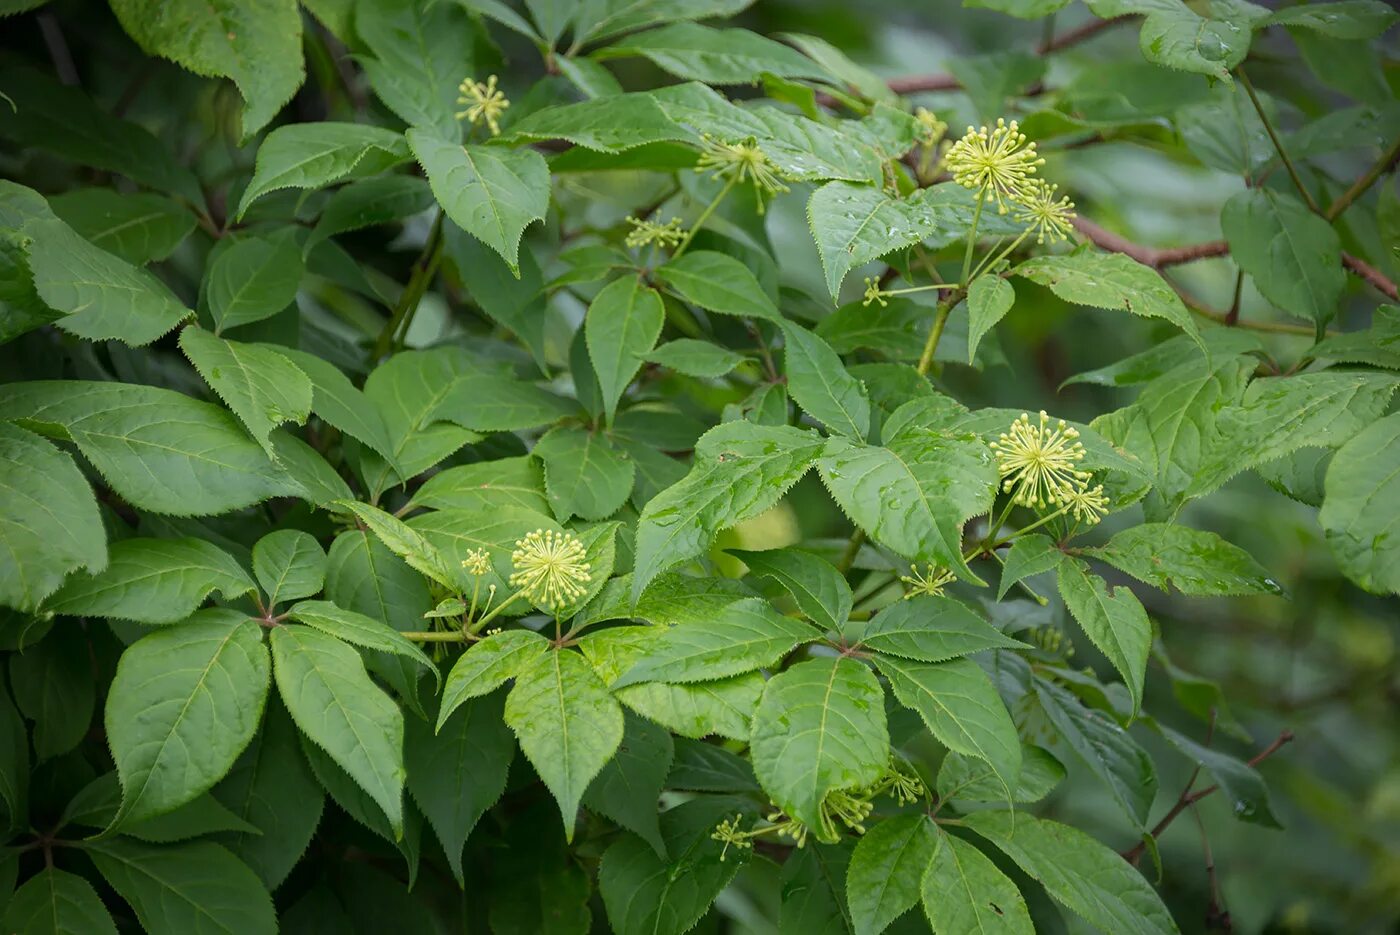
[[624, 215, 686, 249], [900, 563, 955, 599], [945, 118, 1045, 215], [509, 529, 592, 611], [989, 411, 1107, 523], [1014, 181, 1076, 244], [461, 548, 491, 577], [456, 75, 509, 136], [695, 135, 790, 213]]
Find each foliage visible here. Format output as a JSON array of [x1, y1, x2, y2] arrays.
[[1, 0, 1398, 932]]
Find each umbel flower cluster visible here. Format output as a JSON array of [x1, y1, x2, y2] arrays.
[[991, 411, 1108, 523], [944, 117, 1074, 236]]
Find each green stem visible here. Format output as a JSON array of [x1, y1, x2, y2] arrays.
[[373, 211, 445, 361], [971, 227, 1031, 282], [915, 299, 955, 376], [402, 630, 469, 643], [1327, 133, 1400, 221], [672, 176, 737, 260], [1238, 68, 1320, 214], [960, 190, 986, 286], [983, 505, 1071, 553], [468, 589, 527, 634]]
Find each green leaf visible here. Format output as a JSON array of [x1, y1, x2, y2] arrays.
[[922, 829, 1034, 935], [356, 0, 481, 140], [252, 530, 326, 607], [504, 647, 625, 840], [997, 533, 1063, 600], [1156, 724, 1280, 827], [237, 124, 412, 216], [23, 217, 190, 346], [863, 597, 1027, 665], [1221, 188, 1344, 328], [46, 538, 254, 624], [297, 735, 421, 873], [406, 691, 513, 885], [1320, 411, 1400, 595], [10, 633, 95, 761], [48, 189, 196, 265], [817, 406, 997, 584], [407, 131, 549, 273], [3, 868, 118, 935], [598, 797, 754, 935], [1264, 0, 1398, 38], [270, 625, 405, 836], [727, 547, 852, 634], [1056, 559, 1151, 716], [0, 423, 105, 613], [584, 710, 675, 857], [781, 322, 870, 440], [308, 175, 434, 248], [961, 810, 1180, 935], [438, 630, 551, 730], [780, 841, 857, 934], [586, 275, 666, 423], [106, 610, 270, 828], [1310, 305, 1400, 369], [1062, 329, 1263, 389], [287, 601, 437, 681], [966, 275, 1015, 364], [937, 744, 1066, 804], [0, 668, 29, 833], [179, 327, 312, 457], [654, 251, 781, 322], [88, 837, 277, 935], [644, 339, 746, 378], [406, 456, 549, 515], [205, 232, 305, 333], [846, 814, 938, 935], [338, 500, 459, 591], [1121, 0, 1265, 82], [1013, 251, 1200, 345], [595, 22, 826, 84], [444, 230, 552, 370], [1034, 677, 1156, 827], [410, 506, 566, 602], [806, 183, 952, 300], [667, 738, 760, 793], [108, 0, 303, 139], [875, 656, 1021, 793], [633, 422, 824, 600], [1087, 523, 1280, 596], [750, 657, 888, 838], [432, 375, 578, 434], [611, 597, 818, 687], [213, 701, 324, 890], [272, 349, 404, 475]]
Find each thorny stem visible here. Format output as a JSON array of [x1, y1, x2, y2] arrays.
[[672, 175, 737, 260], [1237, 68, 1320, 215]]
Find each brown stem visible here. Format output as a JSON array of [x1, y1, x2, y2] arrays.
[[1071, 217, 1228, 269], [1342, 252, 1399, 301], [1238, 68, 1321, 214]]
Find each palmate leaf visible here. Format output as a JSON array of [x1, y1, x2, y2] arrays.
[[750, 656, 888, 838], [105, 609, 270, 829]]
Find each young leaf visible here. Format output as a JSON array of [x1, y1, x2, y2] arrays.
[[727, 547, 852, 634], [645, 339, 746, 378], [997, 533, 1063, 600], [405, 456, 549, 515], [750, 656, 888, 838], [3, 867, 118, 935], [1012, 251, 1200, 346], [270, 625, 406, 837], [205, 232, 305, 333], [286, 600, 437, 682], [961, 810, 1179, 935], [237, 123, 411, 216], [252, 530, 327, 607], [46, 537, 255, 624], [654, 250, 781, 321], [1057, 558, 1151, 716], [1087, 523, 1281, 596], [106, 610, 270, 828], [583, 710, 675, 857], [806, 182, 950, 300], [858, 596, 1028, 662], [846, 814, 938, 935], [922, 829, 1034, 935], [966, 274, 1015, 364], [438, 631, 551, 730], [875, 656, 1021, 793], [1320, 411, 1400, 595], [780, 322, 871, 440], [407, 131, 549, 273], [533, 427, 636, 521], [503, 647, 625, 841], [586, 275, 666, 423], [179, 327, 313, 457], [0, 423, 105, 613]]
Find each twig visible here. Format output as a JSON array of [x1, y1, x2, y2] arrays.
[[36, 12, 78, 86], [1342, 252, 1399, 301], [1238, 68, 1321, 214], [1071, 217, 1228, 269], [1327, 135, 1400, 221]]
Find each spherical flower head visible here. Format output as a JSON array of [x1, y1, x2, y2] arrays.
[[1064, 481, 1108, 525], [945, 118, 1044, 214], [988, 411, 1090, 508], [695, 135, 790, 214], [710, 815, 753, 861], [461, 548, 491, 577], [1015, 180, 1076, 245], [509, 529, 592, 611], [900, 564, 955, 599], [861, 276, 888, 307], [624, 215, 685, 250], [456, 75, 509, 136], [913, 107, 947, 147]]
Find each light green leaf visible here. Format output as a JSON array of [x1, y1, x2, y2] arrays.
[[583, 710, 674, 857], [179, 327, 312, 457], [806, 182, 951, 300], [3, 867, 118, 935], [24, 218, 190, 346], [846, 814, 938, 935], [236, 123, 411, 217], [781, 322, 870, 440], [858, 596, 1028, 662], [1012, 251, 1200, 345], [727, 547, 851, 634], [438, 631, 551, 730], [307, 175, 434, 248], [1087, 523, 1281, 596], [0, 423, 105, 613], [504, 647, 624, 840], [502, 92, 686, 152], [937, 745, 1066, 804], [586, 275, 666, 423], [1062, 329, 1263, 389], [270, 625, 405, 836], [1157, 724, 1280, 827], [1056, 559, 1151, 716], [655, 251, 781, 321], [1264, 0, 1398, 38], [46, 538, 254, 624], [611, 597, 818, 688], [337, 500, 459, 591], [875, 656, 1021, 793], [1221, 188, 1344, 328], [1121, 0, 1266, 82], [407, 456, 549, 515], [409, 506, 565, 601], [431, 375, 578, 434], [595, 22, 826, 84], [206, 232, 305, 333], [750, 657, 888, 838], [444, 228, 552, 370], [106, 610, 270, 828], [88, 837, 277, 935], [633, 422, 824, 600], [48, 189, 196, 265], [534, 427, 635, 522], [359, 348, 483, 493], [962, 810, 1180, 935], [357, 0, 482, 140], [1309, 305, 1400, 370], [967, 275, 1015, 364], [272, 348, 404, 475], [251, 530, 326, 607], [407, 131, 549, 273], [1321, 411, 1400, 595], [922, 829, 1034, 935], [997, 533, 1063, 600], [287, 600, 437, 681], [645, 339, 746, 378]]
